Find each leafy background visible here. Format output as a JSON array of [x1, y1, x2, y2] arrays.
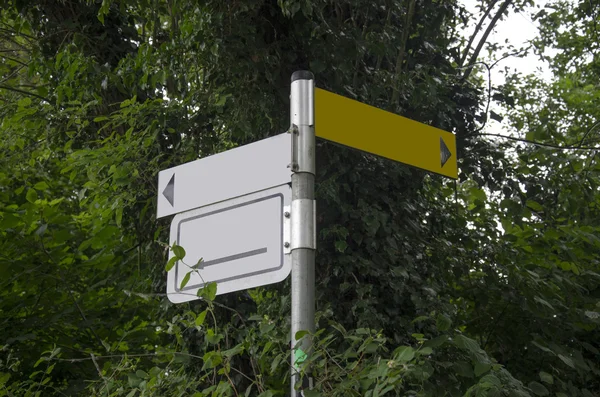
[[0, 0, 598, 396]]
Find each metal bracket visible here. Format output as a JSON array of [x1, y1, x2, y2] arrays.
[[288, 124, 299, 172], [291, 199, 316, 250], [283, 205, 291, 254]]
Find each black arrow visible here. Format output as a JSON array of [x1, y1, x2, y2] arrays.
[[440, 138, 452, 168], [163, 174, 175, 206]]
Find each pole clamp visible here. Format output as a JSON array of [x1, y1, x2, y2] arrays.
[[290, 199, 316, 250]]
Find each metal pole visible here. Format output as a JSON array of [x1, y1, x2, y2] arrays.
[[289, 70, 315, 397]]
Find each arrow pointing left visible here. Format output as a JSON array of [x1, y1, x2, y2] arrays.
[[163, 174, 175, 206]]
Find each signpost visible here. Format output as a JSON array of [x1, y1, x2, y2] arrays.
[[315, 88, 458, 179], [156, 71, 458, 397]]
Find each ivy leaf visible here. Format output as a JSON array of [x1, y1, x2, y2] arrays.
[[192, 258, 204, 269], [165, 256, 177, 272], [180, 272, 191, 289], [195, 310, 207, 326], [172, 244, 186, 259], [198, 282, 217, 301]]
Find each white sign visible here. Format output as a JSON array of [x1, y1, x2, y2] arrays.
[[157, 133, 292, 219], [166, 184, 291, 303]]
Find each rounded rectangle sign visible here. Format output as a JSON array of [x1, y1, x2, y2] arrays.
[[167, 184, 291, 303]]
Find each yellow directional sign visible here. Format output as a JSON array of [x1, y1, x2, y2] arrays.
[[315, 88, 458, 179]]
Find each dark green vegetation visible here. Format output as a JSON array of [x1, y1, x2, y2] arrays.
[[0, 0, 598, 396]]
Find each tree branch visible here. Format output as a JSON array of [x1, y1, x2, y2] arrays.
[[460, 0, 500, 67], [479, 133, 600, 150], [577, 120, 600, 148], [462, 0, 513, 81], [0, 84, 49, 102], [392, 0, 416, 106]]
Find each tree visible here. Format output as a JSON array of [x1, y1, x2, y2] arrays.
[[0, 0, 596, 396]]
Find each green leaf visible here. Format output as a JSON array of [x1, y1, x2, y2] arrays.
[[222, 343, 244, 358], [417, 346, 432, 356], [192, 257, 204, 269], [180, 272, 191, 289], [453, 361, 474, 378], [202, 351, 222, 370], [35, 224, 48, 236], [423, 335, 448, 348], [26, 188, 38, 203], [335, 240, 347, 252], [101, 340, 111, 352], [165, 256, 177, 272], [479, 374, 501, 388], [394, 346, 415, 362], [33, 181, 48, 190], [436, 314, 452, 331], [17, 97, 31, 107], [195, 310, 207, 326], [474, 362, 492, 377], [558, 354, 575, 369], [526, 200, 544, 212], [198, 282, 217, 301], [295, 330, 309, 340], [528, 381, 549, 396], [454, 334, 481, 353], [135, 370, 148, 379], [172, 244, 186, 259], [0, 373, 10, 386], [539, 371, 553, 384]]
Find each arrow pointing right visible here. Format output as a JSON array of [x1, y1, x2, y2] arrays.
[[163, 174, 175, 206], [440, 137, 452, 168]]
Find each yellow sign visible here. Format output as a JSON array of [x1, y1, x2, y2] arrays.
[[315, 88, 458, 179]]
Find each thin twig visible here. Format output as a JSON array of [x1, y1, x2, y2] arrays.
[[577, 120, 600, 148], [479, 132, 600, 150], [90, 353, 110, 393]]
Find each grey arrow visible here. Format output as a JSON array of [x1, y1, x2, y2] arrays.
[[163, 174, 175, 206], [440, 138, 452, 168]]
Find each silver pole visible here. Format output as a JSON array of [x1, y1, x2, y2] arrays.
[[289, 71, 315, 397]]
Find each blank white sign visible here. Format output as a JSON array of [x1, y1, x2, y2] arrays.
[[157, 133, 291, 218], [167, 184, 291, 303]]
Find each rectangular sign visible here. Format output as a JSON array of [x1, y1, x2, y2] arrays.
[[157, 133, 292, 218], [315, 88, 458, 178], [166, 184, 291, 303]]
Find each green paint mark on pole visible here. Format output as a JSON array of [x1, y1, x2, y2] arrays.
[[294, 348, 308, 366]]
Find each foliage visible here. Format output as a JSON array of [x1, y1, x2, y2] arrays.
[[0, 0, 597, 396]]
